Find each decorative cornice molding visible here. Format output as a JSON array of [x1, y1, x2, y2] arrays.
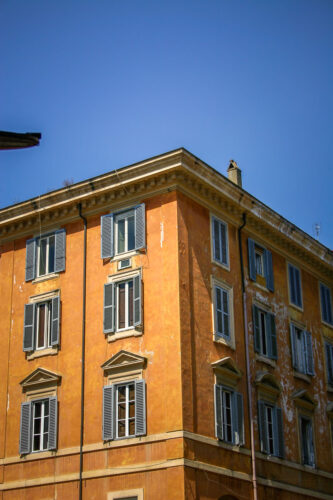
[[20, 368, 62, 390], [101, 350, 147, 376]]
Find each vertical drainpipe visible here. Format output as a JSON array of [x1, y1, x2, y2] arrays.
[[78, 203, 87, 500], [238, 213, 258, 500]]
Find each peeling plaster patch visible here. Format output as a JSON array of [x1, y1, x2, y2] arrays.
[[160, 222, 164, 248], [255, 291, 269, 305], [19, 284, 23, 292]]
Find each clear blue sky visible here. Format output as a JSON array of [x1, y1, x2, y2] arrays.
[[1, 0, 332, 248]]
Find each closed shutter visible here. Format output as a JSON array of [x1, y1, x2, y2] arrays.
[[290, 324, 297, 369], [264, 249, 274, 292], [23, 303, 35, 352], [325, 343, 333, 385], [294, 268, 302, 307], [133, 275, 142, 327], [19, 402, 32, 455], [289, 265, 298, 306], [48, 397, 58, 450], [54, 229, 66, 272], [248, 238, 256, 281], [258, 401, 268, 453], [50, 296, 60, 346], [220, 221, 227, 265], [305, 331, 314, 375], [101, 214, 114, 259], [25, 238, 36, 281], [275, 407, 284, 458], [134, 204, 145, 250], [135, 379, 146, 436], [212, 218, 220, 262], [214, 385, 223, 440], [267, 313, 277, 360], [320, 284, 328, 322], [103, 385, 114, 441], [103, 283, 115, 333], [252, 305, 260, 353], [234, 392, 244, 446]]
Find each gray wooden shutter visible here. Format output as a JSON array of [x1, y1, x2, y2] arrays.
[[103, 385, 114, 441], [288, 265, 296, 305], [275, 407, 284, 458], [290, 324, 297, 369], [252, 305, 260, 353], [220, 221, 227, 265], [267, 313, 277, 360], [264, 249, 274, 292], [212, 218, 218, 262], [25, 238, 36, 281], [248, 238, 256, 281], [135, 379, 146, 436], [294, 268, 302, 307], [234, 392, 244, 446], [54, 229, 66, 272], [48, 397, 58, 450], [19, 402, 32, 455], [103, 283, 115, 333], [320, 284, 327, 322], [101, 214, 114, 259], [134, 204, 145, 250], [23, 303, 35, 352], [214, 385, 223, 439], [305, 331, 314, 375], [133, 275, 142, 327], [50, 296, 60, 346], [258, 401, 268, 453], [325, 343, 333, 384]]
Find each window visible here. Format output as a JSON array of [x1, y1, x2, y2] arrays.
[[23, 296, 60, 352], [288, 263, 302, 308], [19, 397, 57, 454], [320, 283, 333, 325], [213, 284, 230, 341], [104, 274, 142, 335], [299, 415, 315, 466], [214, 385, 244, 445], [101, 204, 145, 259], [258, 401, 284, 458], [248, 239, 274, 292], [108, 489, 143, 500], [212, 216, 228, 267], [25, 229, 66, 281], [290, 324, 314, 375], [252, 305, 277, 359], [103, 380, 146, 441], [325, 341, 333, 385]]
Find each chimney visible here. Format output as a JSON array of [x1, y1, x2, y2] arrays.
[[227, 159, 242, 188]]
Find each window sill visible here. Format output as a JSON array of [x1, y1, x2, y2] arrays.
[[32, 273, 60, 284], [289, 302, 303, 313], [321, 320, 333, 330], [293, 371, 311, 383], [26, 347, 59, 360], [252, 281, 269, 293], [111, 249, 143, 262], [213, 335, 235, 350], [212, 259, 230, 272], [255, 354, 276, 368], [107, 328, 143, 343]]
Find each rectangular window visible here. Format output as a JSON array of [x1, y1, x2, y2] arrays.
[[248, 239, 274, 291], [299, 416, 315, 466], [36, 302, 52, 350], [23, 296, 60, 353], [258, 401, 284, 458], [325, 342, 333, 385], [290, 324, 314, 375], [25, 230, 66, 281], [288, 263, 302, 308], [116, 383, 136, 438], [212, 216, 228, 266], [214, 385, 244, 445], [214, 285, 230, 340], [320, 283, 333, 325], [255, 247, 264, 277], [253, 305, 277, 359], [32, 399, 49, 452], [115, 211, 135, 255], [38, 234, 55, 277], [19, 397, 57, 455]]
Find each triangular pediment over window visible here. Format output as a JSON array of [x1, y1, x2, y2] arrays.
[[292, 389, 317, 410], [211, 357, 242, 387], [20, 368, 61, 390], [255, 371, 281, 401], [101, 350, 147, 376]]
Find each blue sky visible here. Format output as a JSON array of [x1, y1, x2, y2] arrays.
[[1, 0, 332, 248]]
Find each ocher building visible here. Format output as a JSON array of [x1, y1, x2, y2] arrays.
[[0, 149, 332, 500]]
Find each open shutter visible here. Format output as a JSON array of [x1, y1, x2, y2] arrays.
[[275, 407, 284, 458], [214, 385, 223, 440], [19, 402, 32, 455], [267, 313, 277, 360], [50, 296, 60, 346], [212, 218, 219, 262], [294, 268, 302, 307], [233, 392, 244, 446], [25, 238, 36, 281], [134, 204, 145, 250], [325, 343, 333, 385], [133, 275, 142, 327], [305, 331, 314, 375], [258, 401, 268, 453], [101, 214, 114, 259], [54, 229, 66, 272], [264, 249, 274, 292], [23, 303, 35, 352], [290, 324, 297, 369], [103, 283, 115, 333], [252, 305, 260, 353], [48, 397, 58, 450], [135, 379, 146, 436], [103, 385, 114, 441], [248, 238, 256, 281]]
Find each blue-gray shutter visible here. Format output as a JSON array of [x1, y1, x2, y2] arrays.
[[133, 275, 142, 327], [50, 296, 60, 346], [264, 249, 274, 292], [325, 343, 333, 384], [234, 392, 244, 446], [305, 331, 314, 375], [103, 283, 115, 333], [103, 385, 114, 441], [248, 238, 256, 281], [212, 217, 219, 262], [267, 312, 277, 360], [258, 401, 268, 453], [135, 379, 146, 436], [19, 402, 32, 455], [294, 267, 302, 307], [275, 407, 284, 458], [214, 385, 223, 439], [320, 284, 328, 322], [25, 238, 36, 281], [290, 324, 297, 369], [48, 397, 58, 450], [134, 204, 145, 250], [23, 303, 35, 352], [101, 214, 114, 259], [54, 229, 66, 272], [252, 305, 260, 353]]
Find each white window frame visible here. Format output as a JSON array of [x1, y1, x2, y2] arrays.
[[212, 277, 235, 349], [108, 489, 143, 500], [254, 246, 265, 277], [35, 301, 52, 351], [115, 381, 136, 439], [320, 282, 333, 326], [287, 262, 303, 310], [115, 279, 134, 332], [114, 210, 135, 256], [211, 214, 229, 269], [37, 233, 56, 278], [31, 399, 50, 452]]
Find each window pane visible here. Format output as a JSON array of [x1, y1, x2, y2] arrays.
[[129, 419, 135, 436], [118, 421, 125, 437], [48, 236, 55, 273], [129, 384, 135, 400], [37, 304, 46, 349], [33, 435, 40, 451], [34, 417, 41, 434], [127, 215, 135, 251], [117, 220, 125, 254], [118, 403, 126, 419], [118, 284, 126, 329], [118, 386, 126, 402], [43, 432, 48, 450], [129, 402, 135, 418], [128, 281, 134, 327], [39, 239, 47, 276]]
